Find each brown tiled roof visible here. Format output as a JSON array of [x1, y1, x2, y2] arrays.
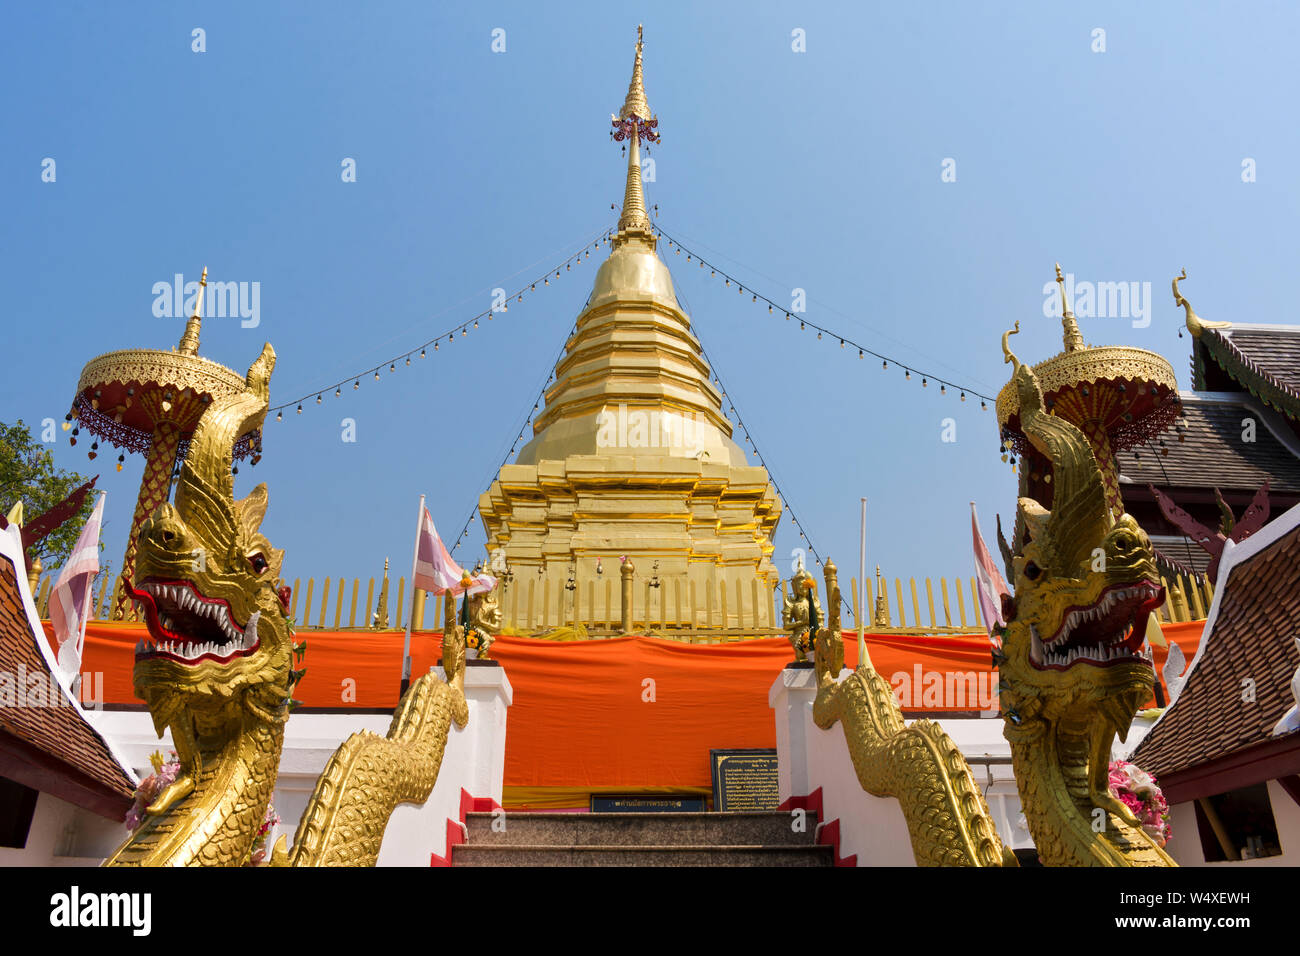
[[1197, 326, 1300, 420], [0, 553, 135, 817], [1132, 522, 1300, 779], [1219, 327, 1300, 395], [1116, 397, 1300, 495]]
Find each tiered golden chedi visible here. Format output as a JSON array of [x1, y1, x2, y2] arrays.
[[478, 28, 781, 631]]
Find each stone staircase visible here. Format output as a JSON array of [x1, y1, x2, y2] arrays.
[[452, 810, 834, 866]]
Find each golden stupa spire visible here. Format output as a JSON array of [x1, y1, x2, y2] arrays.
[[611, 25, 659, 247], [177, 266, 207, 355], [1055, 262, 1085, 352]]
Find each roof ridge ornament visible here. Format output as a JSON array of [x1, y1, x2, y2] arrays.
[[1173, 269, 1230, 339], [610, 25, 659, 248]]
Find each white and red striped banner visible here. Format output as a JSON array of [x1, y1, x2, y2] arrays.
[[51, 492, 105, 679], [412, 506, 495, 596], [971, 501, 1009, 646]]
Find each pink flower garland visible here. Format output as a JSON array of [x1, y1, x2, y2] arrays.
[[1108, 759, 1171, 846], [126, 750, 280, 865]]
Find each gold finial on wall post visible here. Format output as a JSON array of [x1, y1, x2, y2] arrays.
[[177, 266, 207, 356], [619, 557, 635, 633], [823, 558, 841, 633], [872, 565, 889, 627]]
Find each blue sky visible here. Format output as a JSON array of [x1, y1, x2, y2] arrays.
[[4, 2, 1297, 620]]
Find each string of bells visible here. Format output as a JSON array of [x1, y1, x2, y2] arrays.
[[268, 230, 611, 423], [653, 224, 995, 411]]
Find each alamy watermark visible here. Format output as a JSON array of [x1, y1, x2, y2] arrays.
[[0, 664, 104, 710], [152, 272, 261, 328], [596, 403, 707, 456], [1043, 272, 1152, 328], [890, 664, 998, 711]]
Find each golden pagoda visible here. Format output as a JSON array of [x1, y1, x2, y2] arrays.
[[478, 27, 782, 631]]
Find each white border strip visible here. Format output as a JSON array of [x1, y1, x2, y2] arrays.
[[0, 523, 139, 785], [1143, 499, 1300, 739]]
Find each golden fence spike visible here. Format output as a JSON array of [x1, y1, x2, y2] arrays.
[[396, 576, 405, 630], [1186, 573, 1205, 620], [318, 577, 330, 629]]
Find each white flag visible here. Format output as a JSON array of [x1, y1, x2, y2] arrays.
[[51, 492, 105, 680], [411, 506, 495, 596]]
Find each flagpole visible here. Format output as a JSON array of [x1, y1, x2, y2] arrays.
[[400, 494, 425, 696], [857, 497, 866, 668]]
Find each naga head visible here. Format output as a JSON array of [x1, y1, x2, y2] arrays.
[[998, 329, 1163, 733], [129, 344, 295, 742], [997, 329, 1169, 863]]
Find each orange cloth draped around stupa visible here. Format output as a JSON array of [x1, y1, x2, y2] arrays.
[[47, 621, 1204, 809]]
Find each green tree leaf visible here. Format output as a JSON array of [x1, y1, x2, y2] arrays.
[[0, 419, 99, 572]]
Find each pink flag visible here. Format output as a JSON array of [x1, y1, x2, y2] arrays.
[[971, 502, 1009, 645], [411, 507, 495, 596], [51, 492, 105, 679]]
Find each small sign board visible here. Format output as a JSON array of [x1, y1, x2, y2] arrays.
[[590, 794, 706, 813], [710, 748, 779, 811]]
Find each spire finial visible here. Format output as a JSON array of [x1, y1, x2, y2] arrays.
[[177, 266, 207, 355], [1055, 263, 1085, 352], [610, 26, 659, 248]]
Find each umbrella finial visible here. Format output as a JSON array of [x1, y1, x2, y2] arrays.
[[177, 266, 207, 355]]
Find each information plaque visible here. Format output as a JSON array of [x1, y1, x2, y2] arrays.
[[590, 795, 706, 813], [710, 748, 779, 811]]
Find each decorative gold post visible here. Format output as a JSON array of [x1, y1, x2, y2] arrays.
[[373, 557, 390, 629], [823, 558, 841, 633], [620, 557, 635, 633], [872, 565, 889, 627]]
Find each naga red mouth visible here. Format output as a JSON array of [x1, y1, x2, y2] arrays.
[[129, 578, 260, 665], [1028, 580, 1165, 671]]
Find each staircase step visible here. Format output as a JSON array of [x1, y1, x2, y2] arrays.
[[452, 844, 834, 867], [463, 810, 817, 847]]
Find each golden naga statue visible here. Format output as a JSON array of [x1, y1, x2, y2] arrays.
[[466, 586, 502, 661], [997, 325, 1174, 866], [781, 567, 823, 662], [808, 562, 1016, 866], [104, 344, 468, 867]]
